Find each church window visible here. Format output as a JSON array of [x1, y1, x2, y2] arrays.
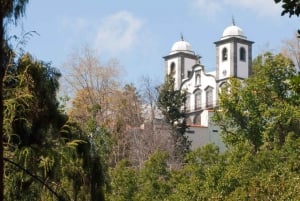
[[240, 47, 246, 61], [170, 62, 176, 75], [185, 93, 191, 112], [194, 90, 202, 110], [206, 87, 213, 108], [222, 48, 228, 61], [195, 74, 201, 86], [194, 114, 201, 125]]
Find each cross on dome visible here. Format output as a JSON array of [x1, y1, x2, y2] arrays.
[[232, 16, 236, 26]]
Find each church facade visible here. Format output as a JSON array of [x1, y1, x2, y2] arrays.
[[163, 23, 254, 149]]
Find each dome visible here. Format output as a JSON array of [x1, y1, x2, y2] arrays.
[[221, 24, 246, 40], [170, 39, 194, 55]]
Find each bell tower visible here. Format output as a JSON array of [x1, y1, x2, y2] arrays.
[[214, 22, 254, 87], [163, 36, 200, 90]]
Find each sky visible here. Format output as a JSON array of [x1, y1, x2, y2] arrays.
[[8, 0, 300, 86]]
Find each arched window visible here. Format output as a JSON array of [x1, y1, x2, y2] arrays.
[[222, 48, 228, 61], [170, 62, 176, 75], [194, 90, 201, 110], [185, 93, 191, 112], [205, 87, 213, 108], [195, 74, 201, 86], [240, 47, 246, 61]]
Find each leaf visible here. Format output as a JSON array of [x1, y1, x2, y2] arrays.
[[66, 139, 87, 148]]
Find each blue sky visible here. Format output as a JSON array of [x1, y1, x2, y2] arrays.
[[8, 0, 299, 85]]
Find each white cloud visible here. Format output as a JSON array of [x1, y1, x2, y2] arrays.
[[95, 11, 143, 55]]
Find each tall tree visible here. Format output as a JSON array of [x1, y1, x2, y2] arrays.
[[133, 76, 184, 168], [106, 159, 137, 201], [112, 84, 144, 165], [134, 151, 171, 201], [0, 1, 29, 200], [157, 74, 190, 161], [139, 75, 159, 122], [64, 46, 121, 128], [214, 52, 300, 152], [3, 53, 106, 200]]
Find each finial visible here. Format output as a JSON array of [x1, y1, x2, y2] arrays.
[[232, 16, 236, 26], [181, 33, 184, 41]]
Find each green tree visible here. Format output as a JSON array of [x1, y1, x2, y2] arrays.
[[106, 160, 137, 201], [157, 74, 190, 160], [3, 53, 69, 200], [81, 105, 110, 201], [281, 33, 300, 96], [2, 53, 106, 200], [274, 0, 300, 17], [0, 1, 29, 200], [167, 144, 222, 201], [157, 74, 186, 128], [214, 52, 299, 151], [224, 136, 300, 200], [134, 151, 171, 201]]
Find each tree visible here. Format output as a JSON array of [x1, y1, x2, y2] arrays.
[[139, 75, 159, 122], [214, 52, 299, 152], [0, 1, 29, 200], [274, 0, 300, 17], [3, 53, 70, 200], [112, 84, 144, 165], [167, 144, 222, 201], [157, 74, 190, 161], [134, 151, 171, 201], [126, 76, 175, 168], [64, 47, 121, 164], [2, 53, 106, 200], [157, 74, 186, 128], [64, 46, 121, 127], [281, 32, 300, 69], [106, 160, 137, 201]]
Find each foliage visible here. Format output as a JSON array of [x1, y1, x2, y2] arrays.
[[157, 74, 187, 128], [106, 160, 137, 201], [0, 1, 30, 200], [274, 0, 300, 17], [214, 52, 299, 151], [157, 74, 190, 160], [106, 55, 300, 200], [106, 139, 300, 200], [65, 47, 144, 166], [2, 53, 105, 200], [134, 151, 171, 201], [0, 0, 29, 21]]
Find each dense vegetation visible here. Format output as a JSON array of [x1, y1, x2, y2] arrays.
[[4, 49, 299, 201], [104, 52, 300, 201], [0, 0, 300, 200]]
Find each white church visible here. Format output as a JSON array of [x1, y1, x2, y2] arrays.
[[163, 22, 254, 150]]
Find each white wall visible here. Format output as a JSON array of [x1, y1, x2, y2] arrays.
[[181, 68, 217, 126]]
